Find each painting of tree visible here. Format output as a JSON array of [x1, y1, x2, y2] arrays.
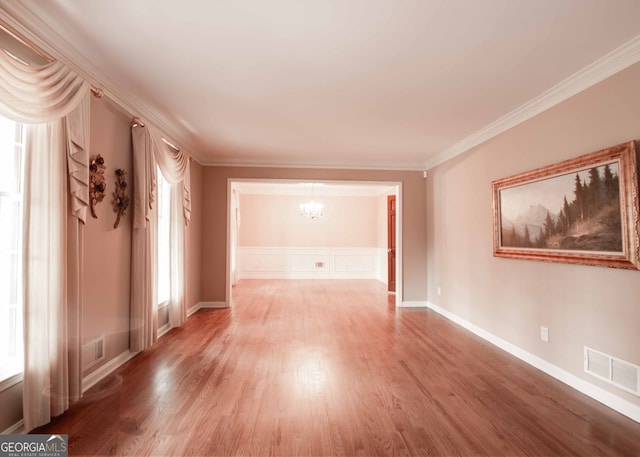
[[492, 141, 640, 270], [499, 163, 621, 252]]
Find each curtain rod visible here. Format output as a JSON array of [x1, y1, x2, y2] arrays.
[[0, 18, 104, 99], [131, 117, 181, 153], [161, 137, 180, 152], [0, 18, 53, 62], [1, 18, 185, 155]]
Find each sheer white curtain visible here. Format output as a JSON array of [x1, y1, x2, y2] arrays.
[[130, 126, 158, 351], [130, 124, 190, 351], [0, 48, 90, 432]]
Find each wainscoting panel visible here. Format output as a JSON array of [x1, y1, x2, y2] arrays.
[[334, 254, 374, 272], [244, 253, 288, 272], [376, 248, 388, 285], [238, 247, 383, 280], [290, 253, 330, 272]]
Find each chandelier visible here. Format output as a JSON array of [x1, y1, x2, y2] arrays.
[[300, 200, 324, 220], [300, 183, 324, 220]]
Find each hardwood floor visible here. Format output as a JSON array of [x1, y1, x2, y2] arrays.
[[37, 279, 640, 456]]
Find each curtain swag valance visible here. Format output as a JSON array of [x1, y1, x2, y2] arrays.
[[132, 124, 192, 227], [131, 123, 190, 352], [0, 49, 89, 123], [0, 48, 90, 223]]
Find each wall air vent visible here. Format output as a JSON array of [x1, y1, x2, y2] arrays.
[[584, 346, 640, 396], [82, 335, 105, 371]]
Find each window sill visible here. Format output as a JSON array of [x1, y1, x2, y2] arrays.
[[0, 372, 23, 392]]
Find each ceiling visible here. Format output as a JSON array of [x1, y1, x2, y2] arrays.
[[2, 1, 640, 170]]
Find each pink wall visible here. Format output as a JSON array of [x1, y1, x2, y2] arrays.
[[82, 96, 133, 374], [238, 194, 379, 247]]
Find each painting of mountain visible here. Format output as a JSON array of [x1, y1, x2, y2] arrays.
[[493, 141, 640, 270], [498, 162, 622, 251]]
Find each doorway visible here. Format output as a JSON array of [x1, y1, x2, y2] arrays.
[[226, 179, 402, 307]]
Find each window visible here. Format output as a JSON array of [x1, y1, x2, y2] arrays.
[[156, 167, 171, 307], [0, 116, 24, 385]]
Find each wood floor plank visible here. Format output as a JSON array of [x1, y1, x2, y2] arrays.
[[35, 279, 640, 456]]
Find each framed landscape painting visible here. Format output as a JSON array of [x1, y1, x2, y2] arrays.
[[492, 141, 640, 270]]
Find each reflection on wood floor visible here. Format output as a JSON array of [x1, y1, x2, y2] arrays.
[[36, 279, 640, 456]]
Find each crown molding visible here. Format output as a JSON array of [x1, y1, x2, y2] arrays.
[[200, 158, 425, 171], [424, 33, 640, 170], [5, 1, 638, 172], [0, 1, 419, 170], [0, 1, 204, 162]]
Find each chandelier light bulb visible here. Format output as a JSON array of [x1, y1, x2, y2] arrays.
[[300, 200, 324, 220]]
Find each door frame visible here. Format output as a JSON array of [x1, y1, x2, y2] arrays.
[[225, 178, 403, 307], [387, 194, 396, 293]]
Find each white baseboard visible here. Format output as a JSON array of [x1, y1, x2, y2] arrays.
[[187, 304, 200, 317], [82, 350, 138, 394], [157, 323, 172, 338], [199, 301, 227, 309], [0, 372, 23, 392], [400, 301, 429, 308], [2, 419, 24, 435], [187, 301, 228, 317], [426, 301, 640, 423], [1, 351, 139, 435]]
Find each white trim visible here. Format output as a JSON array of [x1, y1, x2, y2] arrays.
[[3, 5, 640, 171], [226, 179, 403, 308], [375, 247, 388, 285], [235, 181, 396, 197], [199, 159, 424, 171], [82, 350, 138, 394], [237, 246, 379, 280], [199, 301, 228, 309], [187, 304, 201, 317], [226, 179, 233, 308], [157, 323, 171, 338], [1, 352, 139, 435], [0, 372, 23, 392], [400, 301, 429, 308], [188, 301, 228, 315], [2, 419, 24, 435], [424, 34, 640, 169], [426, 301, 640, 423]]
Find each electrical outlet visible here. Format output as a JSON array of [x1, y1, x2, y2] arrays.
[[540, 326, 549, 343], [437, 287, 441, 296]]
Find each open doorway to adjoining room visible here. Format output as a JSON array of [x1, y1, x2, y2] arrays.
[[226, 179, 402, 307]]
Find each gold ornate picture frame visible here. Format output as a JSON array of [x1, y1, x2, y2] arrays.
[[492, 141, 639, 270]]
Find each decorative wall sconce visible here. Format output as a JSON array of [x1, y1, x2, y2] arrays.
[[112, 168, 130, 228], [89, 154, 106, 218]]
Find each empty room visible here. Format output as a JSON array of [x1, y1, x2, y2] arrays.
[[1, 1, 640, 456]]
